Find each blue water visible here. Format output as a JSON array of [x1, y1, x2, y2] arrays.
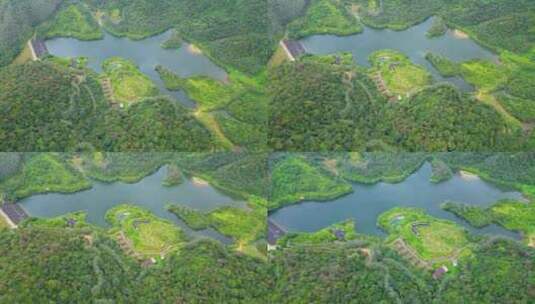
[[269, 163, 523, 239], [46, 31, 227, 108], [20, 166, 245, 244], [300, 17, 498, 92]]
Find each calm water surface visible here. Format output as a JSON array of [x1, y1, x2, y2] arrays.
[[20, 167, 244, 244], [300, 18, 497, 91], [269, 163, 523, 239], [46, 31, 227, 108]]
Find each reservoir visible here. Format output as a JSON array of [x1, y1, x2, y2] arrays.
[[45, 31, 227, 108], [299, 17, 497, 91], [20, 166, 244, 244], [269, 163, 523, 238]]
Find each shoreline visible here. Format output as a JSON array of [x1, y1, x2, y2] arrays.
[[459, 170, 480, 180]]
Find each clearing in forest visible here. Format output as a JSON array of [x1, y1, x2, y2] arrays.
[[369, 50, 432, 100], [378, 207, 471, 268], [106, 205, 185, 259], [102, 57, 159, 106]]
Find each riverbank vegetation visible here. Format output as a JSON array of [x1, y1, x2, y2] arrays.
[[268, 56, 388, 151], [277, 219, 358, 247], [426, 51, 535, 126], [93, 0, 274, 74], [441, 201, 494, 228], [156, 65, 268, 150], [287, 0, 362, 39], [168, 198, 267, 256], [269, 155, 353, 209], [0, 154, 91, 201], [21, 211, 91, 229], [160, 30, 182, 49], [427, 17, 447, 38], [272, 1, 535, 150], [162, 164, 182, 187], [265, 152, 535, 209], [429, 159, 453, 183], [443, 200, 535, 245], [338, 153, 427, 183], [37, 3, 102, 41], [270, 240, 435, 303], [1, 152, 535, 301]]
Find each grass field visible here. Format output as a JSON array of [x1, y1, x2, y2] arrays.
[[379, 207, 471, 264], [489, 201, 535, 245], [460, 60, 509, 93], [370, 50, 432, 98], [0, 154, 91, 200], [102, 57, 159, 105], [106, 205, 185, 259], [209, 204, 265, 245]]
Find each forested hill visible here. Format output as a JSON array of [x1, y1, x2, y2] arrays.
[[0, 0, 62, 67], [0, 61, 216, 151], [74, 0, 276, 74], [308, 0, 535, 54], [1, 225, 533, 303], [0, 0, 278, 74]]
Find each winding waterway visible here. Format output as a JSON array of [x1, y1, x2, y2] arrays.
[[269, 163, 523, 239], [45, 31, 227, 108], [20, 167, 245, 244], [299, 17, 497, 91]]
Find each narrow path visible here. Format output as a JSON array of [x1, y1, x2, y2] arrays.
[[194, 110, 235, 150], [27, 40, 38, 61], [476, 91, 523, 129], [340, 72, 355, 116], [82, 84, 99, 113]]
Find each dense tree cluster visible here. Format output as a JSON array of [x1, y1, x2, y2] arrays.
[[0, 153, 22, 182], [387, 85, 516, 151], [268, 59, 522, 151], [0, 62, 108, 151], [2, 225, 533, 303], [90, 0, 275, 74], [0, 62, 215, 151]]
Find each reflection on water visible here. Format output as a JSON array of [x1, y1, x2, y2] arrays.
[[269, 163, 522, 239]]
